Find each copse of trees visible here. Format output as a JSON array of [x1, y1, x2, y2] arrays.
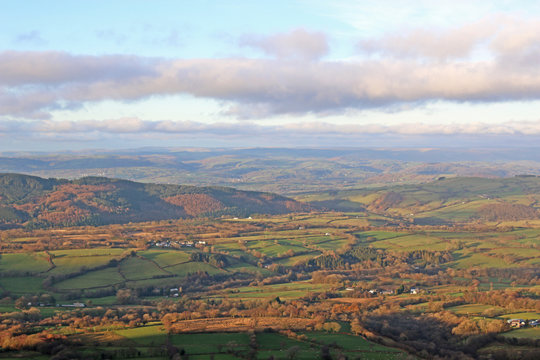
[[190, 252, 229, 268], [302, 247, 385, 271]]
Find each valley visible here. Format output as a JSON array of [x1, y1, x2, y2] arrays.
[[0, 174, 539, 359]]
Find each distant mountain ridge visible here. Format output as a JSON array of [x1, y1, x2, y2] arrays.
[[2, 147, 540, 194], [0, 173, 311, 228]]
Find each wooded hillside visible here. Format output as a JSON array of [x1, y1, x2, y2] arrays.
[[0, 174, 311, 228]]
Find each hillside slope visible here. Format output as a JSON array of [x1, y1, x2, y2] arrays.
[[0, 173, 311, 227], [298, 176, 540, 225]]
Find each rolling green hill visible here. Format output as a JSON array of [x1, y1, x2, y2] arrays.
[[0, 173, 311, 228], [298, 176, 540, 225]]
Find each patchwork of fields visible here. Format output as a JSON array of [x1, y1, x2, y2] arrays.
[[0, 193, 539, 358], [1, 215, 539, 298]]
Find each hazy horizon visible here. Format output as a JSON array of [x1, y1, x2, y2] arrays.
[[2, 1, 540, 150]]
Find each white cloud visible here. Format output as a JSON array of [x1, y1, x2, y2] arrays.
[[2, 15, 540, 120], [0, 51, 156, 86], [357, 14, 540, 62], [357, 18, 494, 59], [239, 28, 329, 60]]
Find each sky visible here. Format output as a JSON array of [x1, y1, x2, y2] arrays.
[[2, 0, 540, 150]]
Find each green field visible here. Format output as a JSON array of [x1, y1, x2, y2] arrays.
[[0, 276, 44, 295], [51, 248, 126, 257], [170, 333, 250, 355], [447, 304, 500, 315], [54, 267, 124, 290], [500, 312, 540, 320], [451, 252, 516, 269], [370, 233, 447, 251], [274, 252, 321, 266], [116, 324, 167, 346], [0, 252, 51, 273], [502, 327, 540, 339], [166, 261, 225, 276], [302, 332, 405, 359], [246, 240, 305, 258], [139, 250, 191, 267], [225, 260, 272, 275], [215, 281, 331, 300], [120, 257, 170, 280], [255, 332, 316, 360], [0, 305, 18, 313], [50, 252, 118, 274]]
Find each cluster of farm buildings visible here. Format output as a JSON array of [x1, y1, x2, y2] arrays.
[[507, 318, 539, 328], [149, 240, 207, 248]]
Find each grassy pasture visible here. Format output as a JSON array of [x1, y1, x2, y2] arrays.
[[524, 257, 540, 266], [38, 307, 65, 317], [312, 237, 349, 251], [370, 233, 447, 251], [489, 247, 540, 258], [225, 260, 272, 275], [50, 254, 116, 274], [274, 251, 321, 266], [212, 243, 246, 255], [427, 231, 482, 239], [245, 240, 305, 257], [326, 217, 370, 227], [83, 295, 117, 306], [415, 199, 490, 223], [255, 332, 315, 359], [292, 216, 345, 226], [451, 251, 518, 269], [348, 192, 381, 204], [476, 277, 515, 291], [447, 304, 501, 315], [0, 252, 51, 273], [51, 248, 126, 257], [217, 281, 330, 300], [170, 332, 250, 355], [166, 261, 224, 277], [125, 278, 180, 289], [0, 276, 44, 295], [115, 324, 167, 346], [303, 331, 396, 351], [138, 249, 191, 267], [55, 267, 124, 290], [302, 332, 405, 359], [299, 234, 334, 244], [502, 327, 540, 339], [354, 231, 409, 243], [500, 312, 540, 320], [120, 257, 170, 280], [0, 305, 18, 313]]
